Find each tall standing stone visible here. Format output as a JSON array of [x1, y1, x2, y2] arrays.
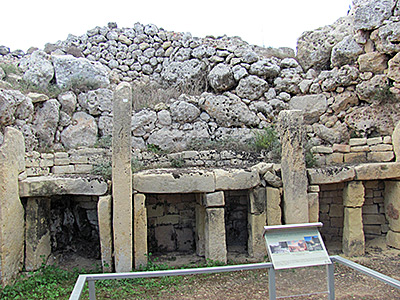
[[112, 82, 133, 272], [384, 181, 400, 249], [278, 110, 309, 224], [205, 208, 227, 263], [25, 197, 51, 271], [134, 193, 147, 268], [266, 187, 282, 225], [98, 195, 113, 272], [0, 127, 25, 285], [195, 194, 206, 257]]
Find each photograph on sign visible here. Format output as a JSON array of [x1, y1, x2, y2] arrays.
[[264, 225, 331, 270]]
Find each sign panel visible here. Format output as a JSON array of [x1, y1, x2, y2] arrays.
[[264, 223, 331, 270]]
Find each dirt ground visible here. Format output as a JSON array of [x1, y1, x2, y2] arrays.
[[59, 237, 400, 299]]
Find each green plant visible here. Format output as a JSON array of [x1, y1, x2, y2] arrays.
[[147, 143, 161, 153], [132, 158, 145, 173], [252, 127, 280, 152], [170, 156, 185, 168], [91, 160, 112, 181], [94, 135, 112, 148], [304, 142, 317, 168]]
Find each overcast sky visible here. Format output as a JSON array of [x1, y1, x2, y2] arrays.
[[1, 0, 352, 52]]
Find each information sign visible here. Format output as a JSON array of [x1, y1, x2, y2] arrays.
[[264, 223, 331, 270]]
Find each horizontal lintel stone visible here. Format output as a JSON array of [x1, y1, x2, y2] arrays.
[[307, 166, 355, 185]]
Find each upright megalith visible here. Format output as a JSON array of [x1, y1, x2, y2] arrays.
[[112, 82, 133, 272], [98, 195, 113, 272], [384, 181, 400, 249], [0, 127, 25, 285], [278, 110, 309, 224], [133, 193, 147, 269]]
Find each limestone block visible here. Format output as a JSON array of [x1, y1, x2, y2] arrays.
[[343, 181, 365, 208], [0, 127, 25, 285], [133, 168, 216, 193], [308, 193, 319, 223], [266, 187, 281, 225], [19, 176, 108, 197], [357, 52, 388, 73], [384, 181, 400, 232], [205, 208, 227, 263], [326, 153, 344, 165], [51, 165, 75, 174], [386, 230, 400, 249], [134, 194, 147, 269], [343, 207, 365, 257], [195, 204, 206, 256], [248, 213, 267, 259], [278, 110, 309, 224], [112, 82, 133, 272], [307, 166, 355, 185], [344, 152, 367, 163], [214, 169, 260, 191], [25, 197, 51, 271], [367, 151, 395, 162], [249, 187, 266, 214], [203, 191, 224, 207], [393, 121, 400, 161], [155, 225, 175, 251], [98, 195, 113, 272], [355, 163, 400, 180]]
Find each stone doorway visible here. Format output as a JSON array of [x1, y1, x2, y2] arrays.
[[224, 190, 249, 255]]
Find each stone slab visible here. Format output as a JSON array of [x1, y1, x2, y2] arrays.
[[355, 163, 400, 180], [249, 187, 266, 214], [343, 207, 365, 257], [19, 176, 108, 197], [195, 203, 206, 256], [134, 168, 216, 193], [25, 197, 51, 271], [134, 194, 147, 269], [307, 166, 355, 185], [266, 187, 281, 225], [98, 195, 113, 272], [343, 181, 365, 207], [203, 191, 225, 207], [386, 230, 400, 249], [384, 181, 400, 232], [248, 213, 267, 259], [205, 208, 227, 263], [308, 193, 319, 223], [0, 127, 25, 285], [214, 169, 260, 191]]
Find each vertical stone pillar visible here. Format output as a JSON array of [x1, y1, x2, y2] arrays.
[[0, 127, 25, 285], [342, 181, 365, 256], [278, 110, 309, 224], [134, 193, 147, 268], [248, 188, 267, 259], [308, 193, 319, 223], [384, 181, 400, 249], [25, 197, 51, 271], [204, 191, 227, 263], [266, 187, 282, 225], [195, 194, 206, 257], [98, 195, 113, 272], [112, 82, 133, 272]]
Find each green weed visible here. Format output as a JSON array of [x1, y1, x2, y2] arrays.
[[94, 135, 112, 148], [91, 159, 112, 181]]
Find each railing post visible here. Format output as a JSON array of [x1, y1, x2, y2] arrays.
[[268, 267, 276, 300], [88, 280, 96, 300], [327, 263, 335, 300]]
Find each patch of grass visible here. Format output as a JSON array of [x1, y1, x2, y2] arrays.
[[252, 126, 280, 152], [304, 142, 317, 168], [147, 143, 162, 153], [91, 159, 112, 181], [169, 156, 185, 168]]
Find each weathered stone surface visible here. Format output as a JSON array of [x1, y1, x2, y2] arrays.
[[78, 88, 113, 116], [52, 55, 110, 89], [357, 52, 388, 73], [0, 89, 33, 127], [248, 213, 267, 259], [25, 197, 51, 271], [19, 176, 108, 197], [160, 59, 207, 87], [266, 187, 281, 225], [34, 99, 60, 147], [112, 82, 133, 272], [170, 100, 200, 123], [61, 112, 98, 149], [58, 91, 77, 115], [263, 171, 282, 188], [386, 230, 400, 249], [131, 109, 157, 137], [343, 181, 365, 207], [147, 127, 198, 151], [384, 181, 400, 232], [199, 93, 259, 127], [134, 168, 216, 193], [0, 127, 25, 285], [208, 64, 236, 92], [355, 74, 388, 102], [249, 59, 280, 78], [370, 21, 400, 55], [343, 207, 365, 257], [98, 195, 113, 272], [195, 203, 206, 256], [353, 0, 396, 31], [289, 94, 327, 123], [331, 91, 359, 114], [203, 191, 224, 207], [308, 193, 319, 223], [134, 194, 147, 268], [21, 50, 54, 88], [278, 110, 308, 224], [331, 37, 364, 67], [355, 163, 400, 180], [393, 121, 400, 161], [236, 75, 268, 100], [388, 52, 400, 83], [205, 208, 227, 263], [214, 169, 260, 191], [249, 187, 266, 214]]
